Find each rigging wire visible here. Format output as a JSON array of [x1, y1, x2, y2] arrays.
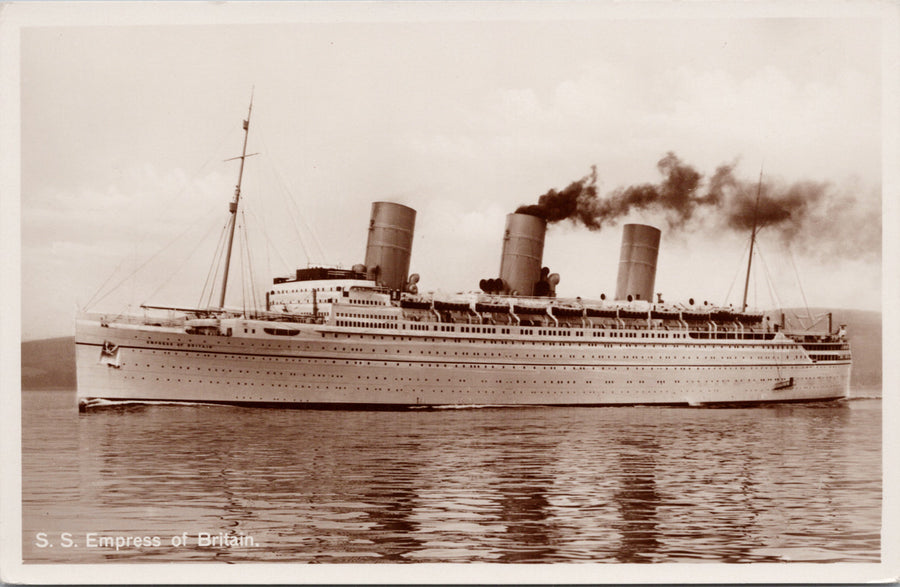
[[257, 148, 314, 263], [236, 124, 314, 271], [753, 240, 783, 310], [240, 209, 260, 316], [83, 254, 134, 311], [243, 207, 294, 274], [197, 219, 232, 309], [140, 215, 225, 307], [237, 212, 247, 316], [752, 248, 758, 309], [787, 243, 813, 326], [83, 126, 241, 311], [204, 219, 232, 310], [239, 158, 294, 274], [254, 123, 328, 264], [722, 236, 752, 306], [241, 156, 274, 288], [242, 224, 252, 316], [759, 239, 826, 331], [247, 217, 260, 313], [237, 211, 253, 316], [85, 204, 222, 311], [250, 125, 305, 262], [200, 224, 224, 309], [758, 239, 829, 331], [198, 124, 246, 177], [235, 221, 251, 311]]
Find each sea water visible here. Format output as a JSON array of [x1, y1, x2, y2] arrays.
[[22, 389, 881, 563]]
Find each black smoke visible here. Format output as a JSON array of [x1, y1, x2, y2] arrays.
[[515, 152, 880, 260], [515, 166, 601, 227], [517, 153, 727, 230]]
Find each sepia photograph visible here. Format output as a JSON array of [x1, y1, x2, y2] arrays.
[[2, 1, 897, 583]]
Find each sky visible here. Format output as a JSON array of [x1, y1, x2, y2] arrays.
[[4, 2, 895, 341]]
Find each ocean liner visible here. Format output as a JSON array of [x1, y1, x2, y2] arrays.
[[75, 106, 852, 409]]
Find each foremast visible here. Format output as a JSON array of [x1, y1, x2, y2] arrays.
[[218, 95, 254, 309]]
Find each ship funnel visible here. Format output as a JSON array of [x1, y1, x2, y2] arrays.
[[499, 213, 546, 296], [364, 201, 416, 291], [615, 223, 661, 302]]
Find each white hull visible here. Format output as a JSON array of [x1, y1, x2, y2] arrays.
[[75, 317, 851, 409]]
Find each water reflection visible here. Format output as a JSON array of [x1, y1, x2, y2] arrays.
[[23, 392, 882, 563], [613, 438, 661, 563], [490, 452, 557, 562], [365, 488, 421, 561]]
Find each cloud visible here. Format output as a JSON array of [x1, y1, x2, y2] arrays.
[[404, 57, 879, 197], [25, 164, 231, 248]]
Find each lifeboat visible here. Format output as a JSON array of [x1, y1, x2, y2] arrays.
[[551, 305, 584, 317], [736, 312, 764, 324], [711, 310, 736, 321], [682, 311, 711, 321], [475, 301, 510, 313], [620, 309, 649, 320], [513, 303, 548, 315], [434, 300, 472, 312], [585, 307, 618, 318], [650, 309, 680, 320], [400, 299, 432, 310]]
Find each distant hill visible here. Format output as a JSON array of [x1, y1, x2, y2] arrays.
[[21, 309, 882, 392], [21, 336, 77, 390]]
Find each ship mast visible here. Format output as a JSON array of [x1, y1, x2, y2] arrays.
[[218, 95, 254, 309], [741, 170, 763, 313]]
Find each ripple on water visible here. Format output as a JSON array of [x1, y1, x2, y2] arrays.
[[22, 391, 882, 563]]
